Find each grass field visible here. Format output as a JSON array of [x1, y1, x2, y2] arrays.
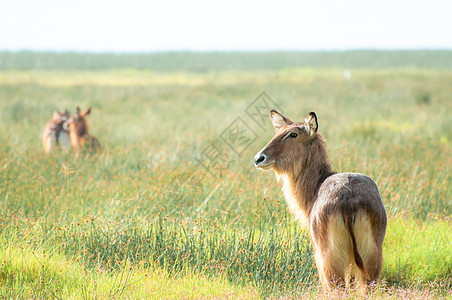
[[0, 52, 451, 299]]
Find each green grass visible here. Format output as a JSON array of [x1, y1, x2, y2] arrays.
[[0, 53, 451, 298], [2, 50, 452, 71], [383, 216, 452, 286], [0, 239, 260, 299]]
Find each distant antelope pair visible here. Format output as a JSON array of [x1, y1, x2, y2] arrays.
[[254, 110, 387, 293], [42, 107, 100, 153]]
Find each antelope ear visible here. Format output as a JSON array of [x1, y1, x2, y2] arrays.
[[80, 107, 91, 117], [52, 110, 60, 120], [304, 112, 318, 136], [270, 110, 293, 131]]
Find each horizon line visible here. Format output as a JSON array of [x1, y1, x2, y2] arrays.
[[1, 48, 452, 54]]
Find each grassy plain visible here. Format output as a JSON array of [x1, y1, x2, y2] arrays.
[[0, 52, 451, 298]]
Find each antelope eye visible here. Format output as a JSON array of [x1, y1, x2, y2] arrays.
[[289, 132, 298, 138]]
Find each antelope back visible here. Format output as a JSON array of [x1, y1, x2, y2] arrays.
[[80, 134, 101, 152], [309, 172, 387, 288]]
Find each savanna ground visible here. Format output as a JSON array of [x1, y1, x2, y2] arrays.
[[0, 51, 451, 299]]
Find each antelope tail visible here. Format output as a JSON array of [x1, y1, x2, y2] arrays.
[[344, 213, 370, 281]]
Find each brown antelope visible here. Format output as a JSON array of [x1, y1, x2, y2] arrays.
[[42, 110, 71, 153], [254, 110, 386, 292], [63, 107, 101, 153]]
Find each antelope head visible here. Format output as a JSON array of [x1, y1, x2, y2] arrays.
[[63, 107, 91, 136], [254, 110, 318, 173], [52, 110, 70, 125]]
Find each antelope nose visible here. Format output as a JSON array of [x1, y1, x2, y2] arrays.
[[254, 153, 267, 165]]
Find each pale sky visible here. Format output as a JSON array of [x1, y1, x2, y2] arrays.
[[1, 0, 451, 52]]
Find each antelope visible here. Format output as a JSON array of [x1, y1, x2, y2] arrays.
[[42, 110, 71, 153], [63, 107, 101, 153], [254, 110, 387, 292]]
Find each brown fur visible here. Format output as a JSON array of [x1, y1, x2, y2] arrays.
[[254, 110, 387, 293], [64, 107, 101, 153], [42, 110, 70, 153]]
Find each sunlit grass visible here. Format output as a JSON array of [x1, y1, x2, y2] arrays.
[[1, 210, 450, 298], [383, 215, 452, 286], [0, 240, 260, 299], [0, 64, 451, 298]]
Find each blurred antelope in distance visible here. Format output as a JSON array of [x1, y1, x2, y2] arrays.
[[63, 107, 101, 153], [254, 110, 387, 293], [42, 110, 70, 153]]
